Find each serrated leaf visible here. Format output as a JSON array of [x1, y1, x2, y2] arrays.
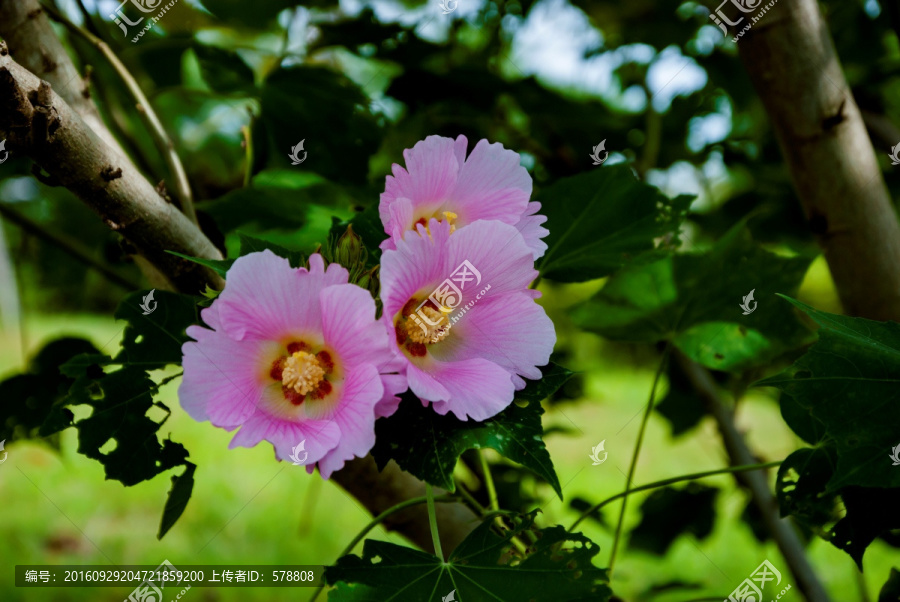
[[757, 298, 900, 565], [62, 363, 189, 486], [114, 290, 200, 370], [325, 511, 612, 602], [628, 483, 718, 555], [758, 298, 900, 491], [535, 165, 691, 282], [371, 365, 569, 498], [158, 462, 197, 539], [574, 224, 813, 371]]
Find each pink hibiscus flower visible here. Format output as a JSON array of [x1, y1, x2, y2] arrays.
[[379, 135, 549, 260], [381, 219, 556, 421], [179, 251, 405, 478]]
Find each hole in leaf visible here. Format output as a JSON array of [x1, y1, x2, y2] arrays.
[[99, 438, 117, 455]]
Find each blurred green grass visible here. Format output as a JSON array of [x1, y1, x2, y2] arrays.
[[0, 277, 893, 601]]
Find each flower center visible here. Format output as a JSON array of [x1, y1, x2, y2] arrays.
[[413, 211, 458, 235], [405, 306, 451, 344], [281, 351, 325, 395]]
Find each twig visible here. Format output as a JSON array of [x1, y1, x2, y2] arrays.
[[0, 202, 140, 290], [568, 460, 782, 532], [674, 349, 832, 602], [0, 51, 223, 293], [40, 1, 198, 226], [608, 344, 671, 574]]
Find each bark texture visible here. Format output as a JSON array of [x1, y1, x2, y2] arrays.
[[737, 0, 900, 322]]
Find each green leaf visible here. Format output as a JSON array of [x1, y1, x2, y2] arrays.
[[878, 568, 900, 602], [628, 483, 718, 555], [238, 233, 307, 267], [573, 224, 813, 371], [535, 165, 691, 282], [758, 298, 900, 565], [192, 43, 255, 94], [260, 66, 382, 184], [166, 251, 234, 278], [114, 290, 200, 370], [371, 365, 569, 498], [62, 363, 189, 486], [203, 171, 356, 233], [0, 337, 99, 441], [325, 511, 612, 602], [158, 462, 197, 540], [758, 297, 900, 491]]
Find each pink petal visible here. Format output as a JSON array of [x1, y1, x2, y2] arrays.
[[449, 138, 531, 225], [180, 328, 280, 427], [227, 409, 341, 465], [379, 136, 460, 227], [315, 364, 384, 478], [215, 251, 348, 342], [426, 358, 517, 421], [432, 291, 555, 382], [515, 201, 549, 260]]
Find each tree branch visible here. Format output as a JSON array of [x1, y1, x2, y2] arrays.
[[0, 48, 222, 293], [737, 0, 900, 322], [39, 1, 198, 225], [674, 350, 831, 602], [0, 0, 124, 156]]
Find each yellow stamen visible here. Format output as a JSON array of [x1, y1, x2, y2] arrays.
[[281, 351, 325, 395], [406, 306, 452, 344]]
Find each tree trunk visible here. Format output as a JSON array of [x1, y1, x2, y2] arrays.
[[737, 0, 900, 322]]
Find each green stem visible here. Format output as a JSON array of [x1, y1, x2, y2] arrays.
[[478, 449, 499, 511], [308, 493, 456, 602], [608, 344, 671, 574], [568, 460, 782, 532], [426, 484, 445, 561]]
